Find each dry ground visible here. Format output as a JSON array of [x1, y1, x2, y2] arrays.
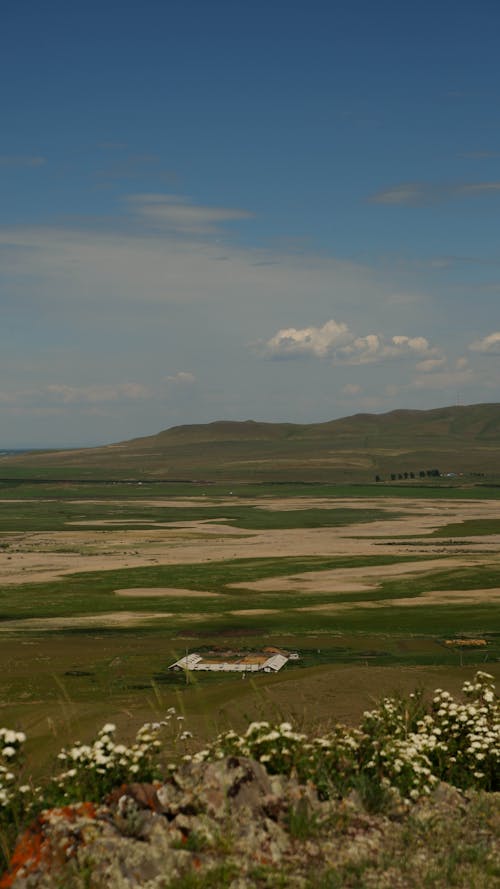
[[1, 494, 499, 631], [1, 496, 499, 591]]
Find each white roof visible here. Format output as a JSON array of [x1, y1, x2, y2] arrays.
[[169, 653, 203, 670], [262, 654, 288, 671]]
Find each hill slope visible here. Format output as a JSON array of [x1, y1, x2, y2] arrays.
[[2, 403, 500, 482]]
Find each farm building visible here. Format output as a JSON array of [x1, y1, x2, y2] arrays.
[[169, 650, 296, 673]]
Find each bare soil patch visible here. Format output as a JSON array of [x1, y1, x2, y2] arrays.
[[2, 496, 500, 588], [0, 611, 173, 632], [114, 587, 220, 598], [294, 586, 500, 613], [391, 587, 500, 606], [229, 557, 471, 594]]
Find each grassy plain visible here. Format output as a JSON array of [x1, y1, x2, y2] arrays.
[[0, 476, 499, 775]]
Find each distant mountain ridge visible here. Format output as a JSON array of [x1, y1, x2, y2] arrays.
[[3, 403, 500, 482]]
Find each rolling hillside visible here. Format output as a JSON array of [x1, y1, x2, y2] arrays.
[[1, 403, 500, 483]]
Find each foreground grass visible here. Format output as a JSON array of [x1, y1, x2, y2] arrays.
[[1, 672, 499, 887]]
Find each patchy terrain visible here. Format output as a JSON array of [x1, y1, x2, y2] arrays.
[[1, 484, 500, 773], [1, 495, 500, 592]]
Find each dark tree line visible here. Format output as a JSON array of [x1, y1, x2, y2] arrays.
[[375, 469, 440, 482]]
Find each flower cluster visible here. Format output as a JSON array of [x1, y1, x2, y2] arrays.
[[192, 721, 304, 770], [0, 728, 38, 871], [417, 671, 499, 791], [186, 721, 362, 799], [358, 689, 437, 799], [48, 721, 164, 804], [188, 672, 499, 804], [0, 729, 28, 810], [359, 732, 437, 801]]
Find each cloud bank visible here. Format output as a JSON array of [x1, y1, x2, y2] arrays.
[[263, 320, 438, 365]]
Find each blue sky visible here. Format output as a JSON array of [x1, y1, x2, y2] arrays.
[[1, 0, 500, 446]]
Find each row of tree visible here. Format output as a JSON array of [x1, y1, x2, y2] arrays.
[[374, 469, 441, 482]]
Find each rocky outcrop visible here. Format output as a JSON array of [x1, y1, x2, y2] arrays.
[[2, 757, 499, 889]]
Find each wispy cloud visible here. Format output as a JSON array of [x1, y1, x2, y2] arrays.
[[469, 332, 500, 354], [415, 358, 446, 373], [0, 383, 152, 406], [127, 193, 253, 234], [165, 372, 196, 385], [369, 181, 500, 206], [341, 383, 362, 395], [459, 151, 500, 159], [93, 155, 178, 186], [411, 367, 476, 391], [262, 320, 438, 365], [0, 155, 46, 168], [410, 356, 476, 392]]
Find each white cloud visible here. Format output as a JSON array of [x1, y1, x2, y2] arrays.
[[469, 332, 500, 354], [263, 320, 438, 365], [263, 319, 351, 358], [340, 334, 435, 364], [341, 383, 362, 395]]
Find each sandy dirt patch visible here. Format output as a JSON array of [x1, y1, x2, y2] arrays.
[[0, 611, 173, 632], [67, 519, 245, 534], [1, 496, 500, 586], [390, 587, 500, 606], [114, 587, 220, 598], [295, 602, 382, 613], [230, 609, 279, 616], [294, 585, 500, 612], [64, 498, 228, 508], [229, 558, 471, 593]]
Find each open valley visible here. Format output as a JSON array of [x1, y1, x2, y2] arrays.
[[1, 477, 499, 774]]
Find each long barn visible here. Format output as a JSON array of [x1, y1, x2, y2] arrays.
[[169, 651, 292, 673]]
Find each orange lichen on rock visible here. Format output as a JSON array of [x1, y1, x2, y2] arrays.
[[0, 802, 97, 888]]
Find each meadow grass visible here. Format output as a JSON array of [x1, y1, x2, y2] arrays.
[[3, 477, 500, 500], [429, 518, 500, 536]]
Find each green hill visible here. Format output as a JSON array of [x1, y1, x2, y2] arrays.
[[2, 403, 500, 483]]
